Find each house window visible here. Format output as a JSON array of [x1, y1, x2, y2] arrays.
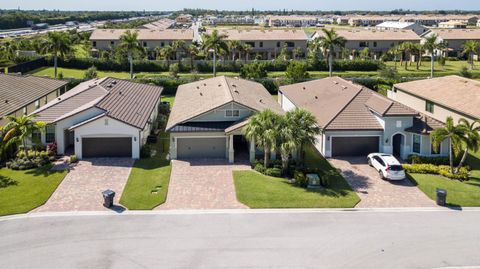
[[359, 41, 369, 47], [286, 42, 294, 48], [225, 109, 240, 117], [35, 100, 40, 109], [31, 129, 41, 144], [161, 42, 165, 47], [143, 41, 148, 47], [246, 42, 255, 48], [110, 41, 115, 46], [431, 141, 441, 155], [425, 101, 434, 113], [92, 41, 97, 48], [396, 120, 402, 128], [373, 41, 377, 47], [413, 134, 421, 154], [45, 125, 56, 143], [276, 42, 281, 48], [259, 42, 263, 48], [22, 107, 27, 115]]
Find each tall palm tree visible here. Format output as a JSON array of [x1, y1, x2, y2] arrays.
[[160, 45, 174, 66], [0, 41, 17, 61], [2, 115, 46, 156], [318, 29, 346, 77], [278, 116, 297, 174], [388, 45, 401, 69], [462, 40, 479, 70], [285, 108, 320, 161], [307, 38, 323, 62], [423, 34, 442, 77], [431, 117, 467, 173], [202, 30, 228, 77], [244, 109, 281, 168], [42, 32, 71, 79], [456, 118, 480, 174], [185, 43, 200, 71], [227, 40, 242, 61], [118, 30, 142, 79], [172, 40, 186, 65], [398, 42, 416, 70], [242, 43, 252, 63]]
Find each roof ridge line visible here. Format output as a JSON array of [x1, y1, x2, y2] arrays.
[[324, 85, 364, 129]]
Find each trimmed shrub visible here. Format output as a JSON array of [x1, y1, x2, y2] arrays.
[[69, 155, 78, 163], [407, 154, 453, 166], [254, 163, 266, 174], [293, 170, 308, 187], [140, 144, 152, 158], [403, 164, 469, 181], [265, 167, 282, 178]]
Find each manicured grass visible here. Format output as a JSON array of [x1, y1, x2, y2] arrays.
[[0, 165, 67, 216], [161, 95, 175, 106], [31, 67, 133, 79], [407, 149, 480, 207], [119, 132, 172, 210], [233, 144, 360, 208]]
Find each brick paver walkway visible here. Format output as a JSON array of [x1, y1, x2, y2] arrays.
[[33, 158, 134, 212], [157, 159, 250, 210], [329, 157, 436, 208]]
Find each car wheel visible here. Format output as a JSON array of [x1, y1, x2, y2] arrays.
[[367, 158, 372, 166], [378, 170, 386, 180]]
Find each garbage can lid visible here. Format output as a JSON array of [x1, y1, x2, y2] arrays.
[[436, 188, 447, 194], [102, 189, 115, 195]]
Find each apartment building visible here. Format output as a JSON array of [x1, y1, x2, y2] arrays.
[[266, 15, 318, 27], [422, 29, 480, 57], [206, 29, 308, 60]]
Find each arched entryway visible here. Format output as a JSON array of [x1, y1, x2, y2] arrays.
[[392, 133, 405, 158]]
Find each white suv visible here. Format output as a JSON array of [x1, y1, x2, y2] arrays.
[[367, 153, 405, 180]]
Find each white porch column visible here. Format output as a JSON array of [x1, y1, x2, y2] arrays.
[[228, 135, 234, 163], [249, 137, 255, 162]]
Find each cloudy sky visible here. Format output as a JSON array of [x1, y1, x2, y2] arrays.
[[1, 0, 478, 11]]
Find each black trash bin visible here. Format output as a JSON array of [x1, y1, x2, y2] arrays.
[[102, 189, 115, 208], [436, 188, 447, 206]]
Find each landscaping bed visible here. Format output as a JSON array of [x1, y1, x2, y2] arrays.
[[233, 144, 360, 208], [0, 165, 67, 216]]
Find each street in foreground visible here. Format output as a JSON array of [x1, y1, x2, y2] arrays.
[[1, 209, 480, 269]]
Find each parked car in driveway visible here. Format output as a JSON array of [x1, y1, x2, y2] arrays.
[[367, 153, 405, 180]]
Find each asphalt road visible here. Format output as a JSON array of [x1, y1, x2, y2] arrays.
[[1, 209, 480, 269]]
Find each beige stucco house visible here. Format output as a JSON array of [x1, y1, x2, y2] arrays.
[[0, 74, 68, 126], [422, 29, 480, 57], [166, 76, 283, 163]]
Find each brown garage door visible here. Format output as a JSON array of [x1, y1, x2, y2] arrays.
[[332, 136, 379, 157], [82, 137, 132, 158]]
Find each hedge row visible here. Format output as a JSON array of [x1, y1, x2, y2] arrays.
[[47, 58, 385, 73]]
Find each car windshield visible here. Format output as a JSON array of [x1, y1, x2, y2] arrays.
[[390, 165, 404, 171]]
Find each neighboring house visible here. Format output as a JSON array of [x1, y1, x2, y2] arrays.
[[375, 21, 428, 35], [266, 16, 318, 27], [89, 29, 194, 59], [400, 15, 478, 26], [0, 74, 68, 126], [438, 20, 467, 29], [206, 29, 308, 60], [31, 77, 163, 159], [347, 16, 402, 27], [139, 18, 176, 30], [166, 76, 283, 163], [279, 77, 448, 159], [389, 75, 480, 124], [312, 29, 421, 59], [421, 29, 480, 57]]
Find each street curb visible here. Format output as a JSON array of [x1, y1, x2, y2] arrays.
[[2, 206, 480, 222]]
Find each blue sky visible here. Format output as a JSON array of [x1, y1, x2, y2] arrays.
[[1, 0, 478, 11]]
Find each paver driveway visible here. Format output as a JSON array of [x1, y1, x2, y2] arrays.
[[329, 157, 436, 208], [157, 159, 250, 209], [34, 158, 134, 212]]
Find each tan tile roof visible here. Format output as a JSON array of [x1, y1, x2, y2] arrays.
[[0, 74, 68, 116], [280, 77, 417, 131], [89, 29, 194, 41], [166, 76, 283, 131], [405, 113, 445, 134], [206, 29, 308, 41], [394, 75, 480, 119], [315, 29, 421, 41], [33, 78, 163, 129], [428, 29, 480, 40], [140, 19, 175, 30]]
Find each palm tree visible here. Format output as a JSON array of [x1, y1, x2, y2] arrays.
[[285, 108, 320, 161], [431, 117, 467, 173], [398, 42, 416, 70], [340, 47, 350, 60], [185, 43, 200, 71], [307, 38, 323, 62], [278, 116, 297, 174], [160, 45, 174, 66], [242, 43, 252, 63], [455, 118, 480, 174], [118, 30, 142, 79], [244, 110, 281, 168], [227, 40, 242, 61], [202, 30, 228, 77], [388, 45, 401, 69], [0, 41, 18, 61], [2, 115, 46, 156], [292, 47, 302, 60], [318, 28, 346, 77], [172, 40, 186, 65], [42, 32, 71, 79], [423, 34, 442, 77], [462, 40, 479, 70]]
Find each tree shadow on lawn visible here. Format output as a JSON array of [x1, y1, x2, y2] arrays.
[[0, 175, 17, 188], [25, 165, 65, 177]]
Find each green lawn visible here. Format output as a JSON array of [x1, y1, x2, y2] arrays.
[[233, 144, 360, 208], [0, 165, 67, 216], [407, 149, 480, 207], [119, 132, 172, 210]]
